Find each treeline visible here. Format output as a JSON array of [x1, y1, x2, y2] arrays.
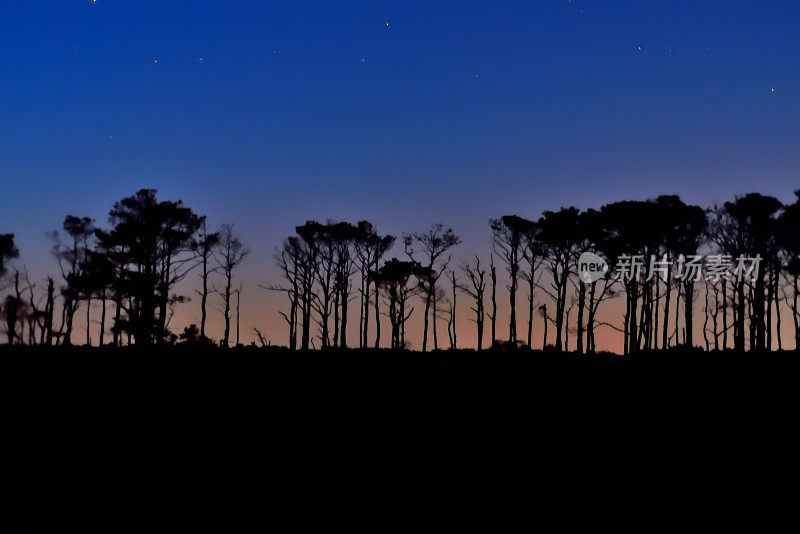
[[1, 189, 800, 353], [0, 190, 249, 347]]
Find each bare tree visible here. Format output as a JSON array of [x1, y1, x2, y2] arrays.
[[267, 237, 303, 350], [375, 259, 423, 350], [538, 304, 548, 350], [214, 224, 250, 347], [404, 223, 461, 351], [449, 270, 457, 349], [489, 254, 497, 346], [353, 222, 395, 349], [50, 216, 94, 346], [459, 256, 487, 350], [235, 285, 242, 346], [491, 216, 534, 343], [536, 207, 582, 351], [192, 218, 220, 339]]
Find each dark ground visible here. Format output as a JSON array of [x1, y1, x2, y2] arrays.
[[2, 343, 797, 421], [2, 343, 797, 397], [0, 521, 268, 533], [1, 345, 796, 516]]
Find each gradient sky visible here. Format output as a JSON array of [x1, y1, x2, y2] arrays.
[[1, 1, 798, 350]]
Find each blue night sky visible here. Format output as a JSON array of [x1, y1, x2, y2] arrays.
[[1, 1, 798, 347]]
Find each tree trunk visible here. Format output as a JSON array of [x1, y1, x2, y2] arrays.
[[86, 296, 91, 346], [775, 268, 782, 350], [374, 264, 381, 349], [684, 280, 694, 348], [722, 279, 728, 350], [451, 271, 457, 349], [735, 280, 745, 351], [662, 264, 672, 349], [587, 281, 596, 353], [526, 272, 534, 348], [340, 280, 348, 349], [542, 308, 548, 351], [236, 290, 241, 346], [576, 282, 585, 354], [200, 255, 209, 338], [432, 285, 439, 350], [793, 275, 800, 349], [490, 262, 497, 347], [422, 291, 431, 352], [509, 254, 518, 343], [223, 269, 232, 347], [99, 290, 107, 346]]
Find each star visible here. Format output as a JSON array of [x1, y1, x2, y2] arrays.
[[361, 58, 366, 63], [770, 87, 776, 93], [198, 57, 205, 62], [637, 45, 643, 52], [153, 58, 159, 63], [272, 49, 277, 55], [474, 73, 480, 79], [385, 21, 390, 28]]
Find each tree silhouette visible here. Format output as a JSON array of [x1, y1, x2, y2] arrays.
[[305, 222, 337, 348], [0, 234, 19, 279], [721, 193, 782, 350], [270, 236, 303, 350], [779, 191, 800, 347], [294, 221, 321, 350], [192, 218, 220, 340], [446, 270, 457, 349], [215, 223, 250, 348], [672, 200, 707, 348], [489, 254, 497, 346], [404, 224, 461, 351], [459, 256, 487, 350], [82, 245, 115, 345], [520, 223, 542, 348], [536, 207, 582, 351], [352, 222, 393, 349], [330, 222, 358, 348], [0, 234, 20, 343], [50, 215, 94, 346], [97, 189, 201, 345], [375, 258, 424, 349], [179, 323, 201, 343], [350, 221, 396, 349], [7, 187, 800, 354], [538, 304, 548, 350], [490, 215, 534, 344], [235, 285, 242, 346], [4, 294, 18, 345], [598, 201, 653, 354], [573, 209, 596, 353]]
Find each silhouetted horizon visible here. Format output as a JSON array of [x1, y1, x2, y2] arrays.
[[1, 1, 798, 353], [3, 187, 800, 354]]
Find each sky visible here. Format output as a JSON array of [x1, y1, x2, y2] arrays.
[[1, 1, 798, 350]]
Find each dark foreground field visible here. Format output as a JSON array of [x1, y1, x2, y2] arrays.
[[2, 345, 796, 512], [2, 344, 797, 410], [2, 343, 798, 393]]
